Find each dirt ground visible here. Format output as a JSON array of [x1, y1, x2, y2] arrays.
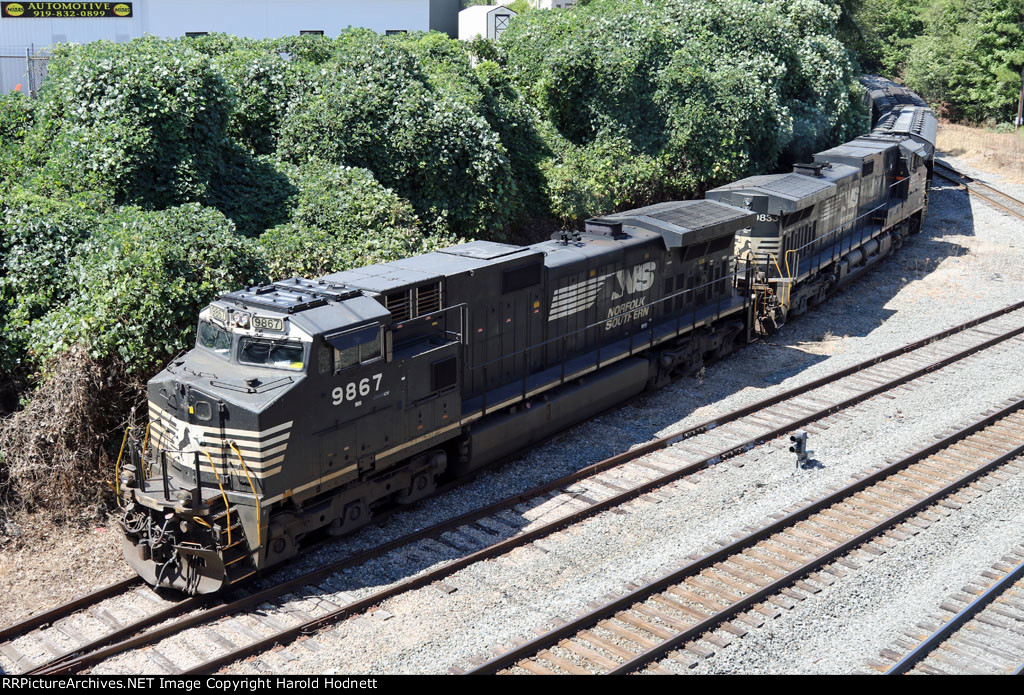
[[937, 122, 1024, 184], [0, 515, 132, 625]]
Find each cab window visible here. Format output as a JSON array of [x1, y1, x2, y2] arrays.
[[197, 320, 232, 359], [238, 337, 305, 371], [326, 325, 383, 373]]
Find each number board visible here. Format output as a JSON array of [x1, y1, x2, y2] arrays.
[[252, 315, 285, 332]]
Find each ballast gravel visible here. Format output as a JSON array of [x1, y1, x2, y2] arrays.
[[4, 147, 1024, 675]]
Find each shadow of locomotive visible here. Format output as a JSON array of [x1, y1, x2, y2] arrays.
[[276, 180, 976, 613]]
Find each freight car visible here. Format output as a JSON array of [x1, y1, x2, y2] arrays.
[[118, 76, 936, 593]]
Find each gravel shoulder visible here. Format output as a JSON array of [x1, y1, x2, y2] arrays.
[[3, 143, 1023, 674]]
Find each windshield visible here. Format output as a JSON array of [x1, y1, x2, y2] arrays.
[[197, 320, 232, 359], [238, 337, 305, 371]]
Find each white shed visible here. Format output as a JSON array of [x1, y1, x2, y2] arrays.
[[458, 4, 516, 41]]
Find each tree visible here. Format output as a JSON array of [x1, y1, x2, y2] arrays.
[[905, 0, 1024, 123]]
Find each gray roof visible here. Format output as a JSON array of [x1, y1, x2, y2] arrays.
[[706, 172, 837, 213], [320, 264, 441, 294], [871, 105, 937, 152], [815, 136, 896, 161], [588, 199, 755, 249], [711, 173, 834, 199], [438, 240, 526, 260]]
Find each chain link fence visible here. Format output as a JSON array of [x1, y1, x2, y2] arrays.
[[0, 46, 50, 96]]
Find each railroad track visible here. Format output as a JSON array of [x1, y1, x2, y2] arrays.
[[5, 301, 1024, 675], [870, 549, 1024, 675], [465, 396, 1024, 675], [934, 161, 1024, 222]]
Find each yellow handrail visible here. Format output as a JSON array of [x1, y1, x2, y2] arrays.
[[230, 442, 262, 549], [203, 450, 233, 548], [767, 252, 797, 309], [113, 427, 131, 499], [140, 422, 151, 478], [784, 249, 799, 280]]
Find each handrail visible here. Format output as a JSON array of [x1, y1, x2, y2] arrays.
[[465, 269, 737, 374], [391, 302, 468, 343], [203, 450, 233, 548], [113, 427, 132, 499], [229, 442, 261, 549], [772, 174, 910, 275], [140, 422, 151, 479]]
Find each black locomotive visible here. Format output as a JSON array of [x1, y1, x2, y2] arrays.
[[118, 77, 937, 593]]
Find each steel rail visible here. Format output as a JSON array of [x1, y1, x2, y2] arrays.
[[884, 557, 1024, 675], [935, 162, 1024, 208], [73, 313, 1024, 677], [0, 577, 141, 642], [468, 396, 1024, 675], [934, 163, 1024, 221], [17, 301, 1024, 675]]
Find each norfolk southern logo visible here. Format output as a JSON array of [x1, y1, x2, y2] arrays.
[[548, 261, 657, 326], [611, 261, 656, 299]]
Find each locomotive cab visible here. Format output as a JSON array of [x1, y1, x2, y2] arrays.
[[118, 278, 431, 593]]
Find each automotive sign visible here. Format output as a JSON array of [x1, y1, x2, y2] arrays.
[[2, 2, 133, 18]]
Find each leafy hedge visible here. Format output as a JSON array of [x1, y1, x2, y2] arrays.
[[904, 0, 1024, 123], [278, 30, 519, 238], [28, 204, 266, 374], [25, 38, 233, 208], [260, 161, 449, 279], [499, 0, 866, 220], [210, 48, 301, 156], [0, 188, 105, 374], [0, 92, 33, 182]]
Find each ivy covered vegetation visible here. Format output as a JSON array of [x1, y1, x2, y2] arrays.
[[0, 0, 865, 519], [847, 0, 1024, 124]]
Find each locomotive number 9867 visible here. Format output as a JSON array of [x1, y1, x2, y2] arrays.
[[332, 374, 384, 405]]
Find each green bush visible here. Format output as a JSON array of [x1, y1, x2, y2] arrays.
[[499, 0, 865, 221], [29, 204, 266, 374], [846, 0, 928, 75], [259, 161, 428, 279], [542, 136, 668, 224], [277, 29, 517, 238], [211, 49, 301, 155], [207, 151, 296, 237], [26, 38, 232, 207], [0, 91, 33, 143], [0, 188, 108, 374], [0, 92, 34, 179]]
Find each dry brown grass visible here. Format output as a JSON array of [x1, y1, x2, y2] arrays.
[[937, 122, 1024, 184], [0, 346, 144, 524]]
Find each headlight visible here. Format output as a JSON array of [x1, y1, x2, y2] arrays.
[[232, 311, 251, 328]]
